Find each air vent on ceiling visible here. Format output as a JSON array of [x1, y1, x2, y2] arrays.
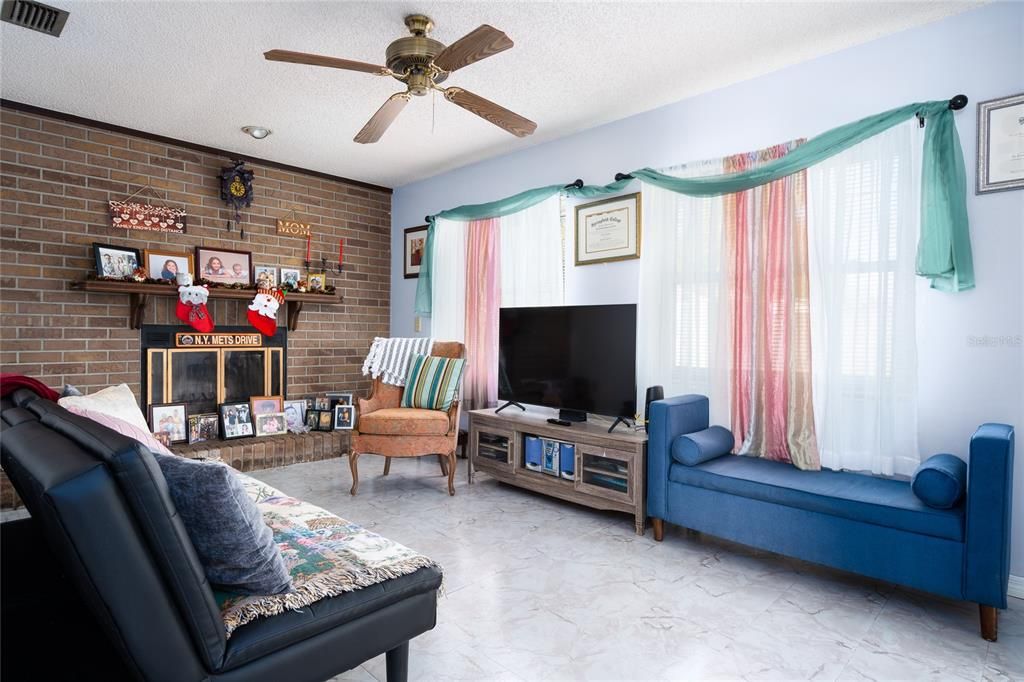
[[1, 0, 68, 37]]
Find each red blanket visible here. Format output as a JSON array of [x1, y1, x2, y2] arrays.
[[0, 374, 59, 402]]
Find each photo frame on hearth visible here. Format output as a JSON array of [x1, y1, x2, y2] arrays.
[[250, 395, 284, 417], [325, 392, 353, 410], [220, 402, 254, 440], [187, 413, 219, 445], [149, 402, 188, 444], [254, 412, 287, 437], [195, 246, 253, 285], [144, 249, 194, 282], [333, 404, 355, 430], [283, 399, 306, 432], [304, 409, 321, 430], [317, 410, 334, 431], [94, 243, 142, 279]]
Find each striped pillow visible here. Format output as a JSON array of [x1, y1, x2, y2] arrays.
[[401, 354, 465, 411]]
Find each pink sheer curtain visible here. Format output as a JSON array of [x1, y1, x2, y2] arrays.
[[725, 142, 820, 470], [463, 218, 500, 410]]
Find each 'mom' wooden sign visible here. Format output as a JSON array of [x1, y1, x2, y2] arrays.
[[277, 219, 312, 237]]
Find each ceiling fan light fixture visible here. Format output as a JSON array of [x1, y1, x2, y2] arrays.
[[241, 125, 272, 140]]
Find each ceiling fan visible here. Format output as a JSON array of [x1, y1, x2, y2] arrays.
[[264, 14, 537, 144]]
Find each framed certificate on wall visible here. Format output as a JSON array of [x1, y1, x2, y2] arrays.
[[574, 192, 641, 266], [977, 92, 1024, 194]]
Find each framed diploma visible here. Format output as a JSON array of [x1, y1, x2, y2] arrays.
[[574, 192, 641, 266], [977, 92, 1024, 194]]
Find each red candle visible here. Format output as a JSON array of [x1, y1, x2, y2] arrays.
[[338, 238, 344, 268], [306, 235, 311, 261]]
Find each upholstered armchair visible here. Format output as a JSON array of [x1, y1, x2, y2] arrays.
[[350, 341, 465, 496]]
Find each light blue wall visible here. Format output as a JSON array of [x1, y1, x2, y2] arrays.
[[390, 4, 1024, 577]]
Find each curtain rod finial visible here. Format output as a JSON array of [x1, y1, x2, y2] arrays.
[[949, 94, 968, 110], [564, 179, 583, 190], [424, 215, 431, 223], [615, 172, 634, 182]]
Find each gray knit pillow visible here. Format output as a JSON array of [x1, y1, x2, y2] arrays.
[[153, 453, 292, 595]]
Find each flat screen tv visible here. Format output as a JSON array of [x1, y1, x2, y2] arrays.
[[498, 304, 637, 422]]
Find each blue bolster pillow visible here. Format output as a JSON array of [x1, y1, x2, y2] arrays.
[[671, 426, 734, 466], [911, 453, 967, 509]]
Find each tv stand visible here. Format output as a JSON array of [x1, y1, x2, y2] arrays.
[[607, 416, 634, 433], [467, 407, 648, 535], [495, 400, 525, 414]]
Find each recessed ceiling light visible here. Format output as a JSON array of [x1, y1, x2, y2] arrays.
[[242, 126, 272, 140]]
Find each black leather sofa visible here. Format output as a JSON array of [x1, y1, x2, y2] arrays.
[[0, 388, 442, 681]]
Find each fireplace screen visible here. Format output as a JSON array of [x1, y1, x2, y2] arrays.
[[142, 326, 286, 415]]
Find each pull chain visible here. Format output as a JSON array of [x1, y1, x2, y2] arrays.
[[431, 88, 436, 135]]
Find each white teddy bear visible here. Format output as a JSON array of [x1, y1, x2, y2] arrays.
[[175, 272, 213, 332]]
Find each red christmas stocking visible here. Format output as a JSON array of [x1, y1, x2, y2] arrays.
[[176, 281, 214, 333], [247, 288, 283, 337]]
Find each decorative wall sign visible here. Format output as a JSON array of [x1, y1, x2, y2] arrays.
[[175, 333, 263, 348], [219, 159, 255, 235], [109, 200, 187, 234], [977, 92, 1024, 194], [574, 192, 642, 266], [277, 218, 312, 237]]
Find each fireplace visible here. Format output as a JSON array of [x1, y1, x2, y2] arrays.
[[141, 325, 287, 415]]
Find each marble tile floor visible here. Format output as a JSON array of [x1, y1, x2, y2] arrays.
[[4, 455, 1018, 681], [249, 457, 1024, 682]]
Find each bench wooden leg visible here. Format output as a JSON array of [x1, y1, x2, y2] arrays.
[[349, 452, 360, 496], [980, 604, 998, 642], [383, 456, 391, 476], [652, 518, 664, 542], [385, 640, 409, 682]]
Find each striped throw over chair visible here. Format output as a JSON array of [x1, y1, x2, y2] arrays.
[[350, 341, 465, 496]]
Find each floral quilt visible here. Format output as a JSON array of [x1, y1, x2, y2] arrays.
[[215, 475, 440, 636]]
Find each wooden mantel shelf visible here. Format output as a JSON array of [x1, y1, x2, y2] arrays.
[[71, 280, 343, 331]]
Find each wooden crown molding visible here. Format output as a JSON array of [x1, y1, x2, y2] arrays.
[[0, 99, 393, 195]]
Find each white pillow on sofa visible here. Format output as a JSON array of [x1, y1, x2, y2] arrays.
[[58, 383, 150, 433]]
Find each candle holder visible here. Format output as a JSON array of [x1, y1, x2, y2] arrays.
[[321, 257, 343, 274], [303, 259, 312, 271]]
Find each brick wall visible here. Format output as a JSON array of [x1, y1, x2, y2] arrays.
[[0, 104, 391, 395], [0, 105, 392, 505]]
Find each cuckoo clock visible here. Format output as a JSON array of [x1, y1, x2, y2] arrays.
[[219, 160, 254, 237]]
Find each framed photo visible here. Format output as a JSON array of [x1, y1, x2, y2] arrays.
[[304, 397, 315, 410], [333, 404, 355, 430], [144, 249, 194, 282], [94, 243, 141, 278], [977, 92, 1024, 194], [404, 225, 428, 279], [280, 267, 302, 288], [195, 246, 253, 285], [149, 402, 188, 444], [254, 412, 287, 437], [250, 395, 284, 417], [308, 272, 326, 292], [574, 192, 642, 266], [220, 402, 254, 439], [326, 392, 353, 410], [153, 432, 172, 448], [253, 265, 278, 288], [187, 413, 219, 444], [283, 399, 306, 432], [317, 410, 334, 432], [304, 409, 321, 430], [314, 397, 330, 410]]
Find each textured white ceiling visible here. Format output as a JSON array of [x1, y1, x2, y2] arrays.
[[0, 1, 977, 188]]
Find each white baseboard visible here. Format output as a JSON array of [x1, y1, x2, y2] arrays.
[[1009, 574, 1024, 600]]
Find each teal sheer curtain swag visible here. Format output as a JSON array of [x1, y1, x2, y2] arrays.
[[415, 96, 973, 314]]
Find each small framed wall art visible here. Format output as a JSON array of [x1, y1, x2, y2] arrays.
[[404, 225, 428, 279], [280, 267, 302, 287], [977, 92, 1024, 194], [109, 198, 186, 234], [94, 243, 141, 278], [195, 246, 253, 285], [574, 192, 642, 266], [254, 266, 278, 287], [308, 273, 326, 291], [144, 249, 194, 282]]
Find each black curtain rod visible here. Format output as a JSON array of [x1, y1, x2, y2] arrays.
[[564, 179, 584, 189]]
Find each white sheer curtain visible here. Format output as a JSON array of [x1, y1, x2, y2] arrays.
[[637, 158, 730, 426], [807, 120, 922, 476], [429, 218, 468, 343], [499, 196, 564, 307]]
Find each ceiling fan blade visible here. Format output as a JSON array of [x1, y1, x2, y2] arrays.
[[354, 93, 411, 144], [444, 88, 536, 138], [264, 49, 389, 75], [433, 25, 513, 73]]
